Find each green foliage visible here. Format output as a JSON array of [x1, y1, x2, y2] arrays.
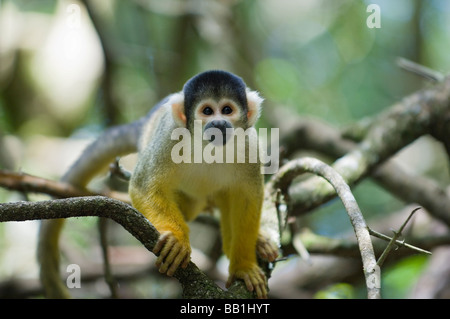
[[11, 0, 57, 13], [2, 0, 448, 134], [315, 283, 355, 299], [382, 255, 429, 299], [305, 179, 404, 237], [255, 58, 301, 104]]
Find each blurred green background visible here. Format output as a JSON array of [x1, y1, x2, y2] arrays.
[[0, 0, 449, 298]]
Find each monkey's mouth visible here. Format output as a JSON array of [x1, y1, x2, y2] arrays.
[[204, 128, 233, 146], [204, 120, 233, 146]]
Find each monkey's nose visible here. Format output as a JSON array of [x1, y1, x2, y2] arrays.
[[204, 120, 233, 145]]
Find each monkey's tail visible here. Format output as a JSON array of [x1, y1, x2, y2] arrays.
[[37, 118, 145, 298]]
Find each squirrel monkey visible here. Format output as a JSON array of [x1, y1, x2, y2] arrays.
[[38, 70, 278, 299]]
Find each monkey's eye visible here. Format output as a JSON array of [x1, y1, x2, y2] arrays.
[[202, 106, 214, 115], [221, 105, 233, 115]]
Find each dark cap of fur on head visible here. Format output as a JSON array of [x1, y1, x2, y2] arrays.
[[183, 70, 248, 124]]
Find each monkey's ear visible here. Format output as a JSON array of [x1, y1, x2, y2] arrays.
[[170, 92, 186, 127], [246, 89, 264, 127]]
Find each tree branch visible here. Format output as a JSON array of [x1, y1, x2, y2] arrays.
[[282, 76, 450, 217], [265, 157, 380, 299], [0, 169, 130, 203], [267, 104, 450, 227], [0, 196, 255, 298]]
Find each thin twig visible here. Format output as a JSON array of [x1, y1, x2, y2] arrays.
[[98, 218, 119, 298], [368, 228, 432, 256], [292, 234, 311, 263], [375, 207, 423, 267], [274, 189, 288, 236], [396, 57, 445, 83]]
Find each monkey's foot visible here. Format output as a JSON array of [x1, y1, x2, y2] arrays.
[[226, 266, 268, 299], [256, 234, 279, 262], [153, 231, 191, 276]]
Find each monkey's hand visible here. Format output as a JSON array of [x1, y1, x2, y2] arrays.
[[153, 231, 191, 276], [256, 233, 279, 262], [226, 265, 268, 299]]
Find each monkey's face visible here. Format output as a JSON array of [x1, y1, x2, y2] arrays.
[[171, 71, 264, 148], [195, 98, 246, 146]]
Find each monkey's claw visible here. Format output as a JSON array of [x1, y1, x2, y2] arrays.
[[153, 231, 191, 276], [256, 234, 279, 262], [227, 266, 268, 299]]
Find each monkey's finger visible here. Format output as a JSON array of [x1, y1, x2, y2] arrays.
[[264, 249, 278, 262], [164, 246, 185, 276], [242, 274, 254, 292], [155, 252, 167, 269], [260, 270, 267, 282], [258, 246, 270, 260], [267, 244, 279, 262], [157, 238, 180, 269], [153, 231, 172, 254], [257, 241, 279, 262], [248, 268, 267, 298], [252, 277, 267, 299], [167, 250, 190, 276], [181, 253, 191, 269], [164, 243, 182, 264], [156, 247, 171, 268], [225, 275, 236, 289], [159, 244, 181, 275], [155, 235, 176, 268], [270, 250, 279, 262], [255, 284, 267, 299]]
